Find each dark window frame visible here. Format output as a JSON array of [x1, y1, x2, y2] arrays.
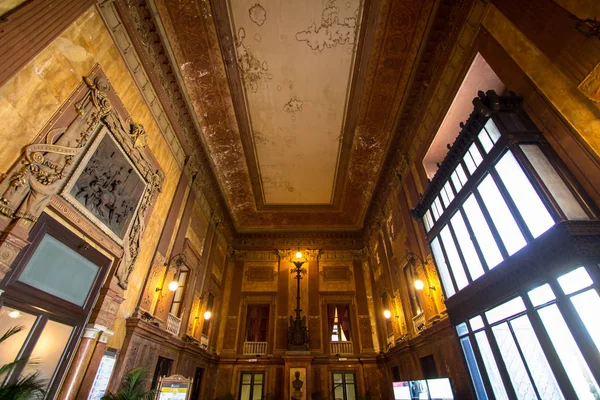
[[0, 213, 112, 398], [455, 263, 600, 400], [239, 371, 264, 400], [331, 371, 357, 400]]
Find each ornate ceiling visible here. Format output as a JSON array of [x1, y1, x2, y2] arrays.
[[151, 0, 439, 232]]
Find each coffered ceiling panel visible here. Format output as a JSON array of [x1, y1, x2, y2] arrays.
[[152, 0, 438, 231], [226, 0, 363, 205]]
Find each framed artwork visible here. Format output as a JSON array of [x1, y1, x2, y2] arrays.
[[62, 129, 147, 244]]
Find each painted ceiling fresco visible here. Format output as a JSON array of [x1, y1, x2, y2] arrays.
[[228, 0, 363, 204]]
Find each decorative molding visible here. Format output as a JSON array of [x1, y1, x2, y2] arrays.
[[97, 0, 235, 239], [48, 196, 123, 257], [96, 1, 185, 166], [245, 266, 276, 281], [242, 293, 275, 303], [321, 266, 352, 281]]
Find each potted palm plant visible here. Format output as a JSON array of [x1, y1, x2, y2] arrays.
[[0, 325, 46, 400], [101, 367, 156, 400]]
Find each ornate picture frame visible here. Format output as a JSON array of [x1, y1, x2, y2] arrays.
[[61, 128, 147, 245]]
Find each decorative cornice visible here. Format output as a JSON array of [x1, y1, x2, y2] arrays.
[[363, 0, 477, 243], [101, 0, 234, 235]]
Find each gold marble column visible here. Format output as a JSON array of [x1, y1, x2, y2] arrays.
[[57, 325, 104, 400]]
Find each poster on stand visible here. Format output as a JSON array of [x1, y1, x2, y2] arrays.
[[87, 350, 118, 400], [158, 375, 192, 400]]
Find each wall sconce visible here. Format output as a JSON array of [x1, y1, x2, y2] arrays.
[[406, 251, 435, 291], [156, 253, 187, 293], [414, 279, 435, 291], [380, 288, 395, 319], [194, 292, 214, 321]]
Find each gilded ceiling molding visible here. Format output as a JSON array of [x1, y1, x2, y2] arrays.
[[98, 0, 234, 235], [363, 0, 477, 242], [147, 0, 437, 231]]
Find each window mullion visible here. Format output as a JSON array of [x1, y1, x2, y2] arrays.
[[435, 235, 460, 295], [473, 189, 510, 259], [489, 168, 535, 243], [467, 331, 498, 400], [446, 219, 474, 284], [509, 144, 565, 222], [506, 319, 542, 400], [522, 294, 577, 399], [7, 313, 48, 385], [548, 280, 600, 385], [459, 207, 490, 273], [481, 315, 519, 400]]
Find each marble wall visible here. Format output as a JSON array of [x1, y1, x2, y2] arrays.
[[0, 7, 182, 348]]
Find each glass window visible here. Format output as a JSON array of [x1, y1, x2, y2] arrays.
[[456, 322, 468, 337], [460, 337, 489, 400], [478, 128, 495, 154], [332, 372, 357, 400], [527, 284, 556, 307], [478, 175, 526, 255], [169, 269, 189, 317], [485, 297, 526, 324], [463, 195, 503, 269], [458, 266, 600, 400], [475, 331, 509, 400], [492, 322, 537, 399], [440, 226, 469, 290], [570, 289, 600, 352], [495, 151, 555, 238], [424, 210, 434, 232], [469, 316, 484, 331], [18, 235, 99, 306], [430, 237, 455, 297], [22, 319, 73, 389], [509, 315, 563, 400], [329, 305, 351, 342], [520, 145, 589, 221], [451, 212, 485, 281], [484, 119, 501, 143], [432, 197, 444, 219], [440, 181, 455, 208], [239, 372, 264, 400], [0, 306, 38, 368], [556, 266, 593, 295], [538, 305, 600, 398]]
